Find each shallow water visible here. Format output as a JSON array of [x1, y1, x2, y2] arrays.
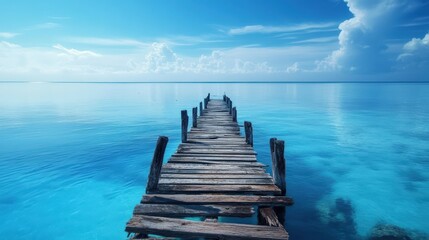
[[0, 82, 428, 239]]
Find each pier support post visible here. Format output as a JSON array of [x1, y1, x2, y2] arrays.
[[232, 107, 237, 122], [199, 102, 203, 116], [223, 94, 226, 101], [229, 100, 233, 114], [270, 138, 286, 195], [204, 98, 208, 109], [244, 121, 253, 146], [269, 138, 287, 226], [207, 93, 210, 101], [146, 136, 169, 193], [192, 107, 198, 128], [181, 110, 188, 143]]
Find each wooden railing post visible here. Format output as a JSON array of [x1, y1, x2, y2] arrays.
[[223, 94, 226, 101], [270, 138, 286, 195], [207, 93, 210, 101], [192, 107, 198, 128], [146, 136, 169, 193], [232, 107, 237, 122], [181, 110, 188, 143], [204, 98, 208, 109], [244, 121, 253, 146], [229, 100, 233, 114], [199, 102, 203, 116]]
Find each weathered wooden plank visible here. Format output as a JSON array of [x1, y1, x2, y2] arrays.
[[126, 215, 289, 240], [170, 156, 257, 162], [178, 144, 253, 150], [133, 204, 254, 217], [168, 159, 264, 166], [160, 174, 271, 179], [163, 163, 264, 170], [141, 194, 294, 206], [186, 139, 247, 145], [172, 153, 257, 158], [258, 207, 283, 227], [161, 169, 266, 174], [156, 184, 281, 194], [158, 178, 273, 185], [177, 149, 257, 155]]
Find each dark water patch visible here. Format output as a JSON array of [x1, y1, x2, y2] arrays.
[[392, 143, 410, 154], [367, 222, 429, 240], [0, 195, 19, 205], [317, 198, 360, 240], [402, 131, 429, 141]]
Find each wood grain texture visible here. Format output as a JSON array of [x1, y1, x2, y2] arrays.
[[126, 215, 289, 240]]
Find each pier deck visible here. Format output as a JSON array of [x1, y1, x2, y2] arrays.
[[125, 95, 293, 240]]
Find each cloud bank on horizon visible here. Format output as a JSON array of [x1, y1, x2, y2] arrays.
[[0, 0, 428, 81]]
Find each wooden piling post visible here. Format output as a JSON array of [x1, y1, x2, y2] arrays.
[[207, 93, 210, 101], [223, 94, 226, 101], [204, 98, 208, 109], [192, 107, 198, 128], [199, 102, 203, 116], [270, 138, 286, 196], [146, 136, 169, 193], [244, 121, 253, 146], [229, 100, 233, 114], [232, 107, 237, 122], [181, 110, 188, 143]]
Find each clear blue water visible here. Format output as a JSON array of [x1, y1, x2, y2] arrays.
[[0, 82, 428, 240]]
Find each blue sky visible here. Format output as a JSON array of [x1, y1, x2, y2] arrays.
[[0, 0, 428, 81]]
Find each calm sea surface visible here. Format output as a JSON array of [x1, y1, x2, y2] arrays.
[[0, 82, 428, 239]]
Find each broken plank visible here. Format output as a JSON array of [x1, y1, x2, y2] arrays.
[[126, 215, 289, 240]]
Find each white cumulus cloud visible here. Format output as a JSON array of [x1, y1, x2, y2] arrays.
[[318, 0, 414, 73], [397, 32, 429, 67]]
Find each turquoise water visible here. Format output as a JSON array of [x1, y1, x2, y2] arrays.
[[0, 82, 428, 239]]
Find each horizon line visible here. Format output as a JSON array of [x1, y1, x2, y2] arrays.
[[1, 80, 429, 84]]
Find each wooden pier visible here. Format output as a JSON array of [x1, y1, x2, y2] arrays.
[[125, 94, 294, 240]]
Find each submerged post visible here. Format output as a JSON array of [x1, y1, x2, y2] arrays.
[[232, 107, 237, 122], [146, 136, 169, 193], [199, 102, 203, 116], [244, 121, 253, 146], [192, 107, 198, 128], [270, 138, 286, 196], [181, 110, 188, 143]]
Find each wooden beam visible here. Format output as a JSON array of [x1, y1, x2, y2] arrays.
[[270, 138, 286, 196], [133, 204, 254, 217], [126, 215, 289, 240], [181, 110, 188, 143], [146, 136, 169, 193], [192, 107, 198, 128], [244, 121, 253, 146], [141, 194, 294, 206]]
